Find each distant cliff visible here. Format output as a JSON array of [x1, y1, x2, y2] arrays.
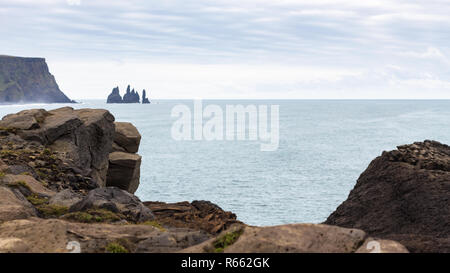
[[0, 55, 74, 103]]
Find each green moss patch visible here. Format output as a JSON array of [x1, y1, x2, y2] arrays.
[[106, 242, 129, 253], [213, 229, 244, 253], [140, 220, 166, 231], [26, 193, 47, 206], [63, 209, 123, 223], [37, 204, 69, 217]]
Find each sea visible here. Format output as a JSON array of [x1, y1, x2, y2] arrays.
[[1, 99, 449, 226]]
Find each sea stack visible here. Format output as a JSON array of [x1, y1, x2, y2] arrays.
[[106, 85, 145, 104], [0, 55, 74, 103], [106, 86, 122, 103], [142, 89, 150, 104], [122, 86, 140, 103]]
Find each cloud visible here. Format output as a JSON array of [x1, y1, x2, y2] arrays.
[[67, 0, 81, 6], [1, 0, 450, 98]]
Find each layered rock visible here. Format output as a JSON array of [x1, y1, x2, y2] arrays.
[[325, 140, 450, 253], [0, 107, 115, 188], [106, 152, 141, 194], [0, 55, 74, 103], [106, 122, 142, 193], [144, 200, 241, 235]]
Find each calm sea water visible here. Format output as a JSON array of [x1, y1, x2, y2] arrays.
[[1, 100, 450, 226]]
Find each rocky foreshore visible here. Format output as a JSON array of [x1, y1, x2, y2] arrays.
[[0, 107, 447, 253]]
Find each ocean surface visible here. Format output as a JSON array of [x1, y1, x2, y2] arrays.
[[1, 100, 449, 226]]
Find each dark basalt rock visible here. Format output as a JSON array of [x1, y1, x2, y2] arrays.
[[123, 86, 140, 103], [324, 140, 450, 253], [106, 86, 122, 103], [106, 85, 149, 104], [142, 89, 150, 104], [0, 55, 74, 103]]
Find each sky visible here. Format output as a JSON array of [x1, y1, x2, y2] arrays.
[[1, 0, 450, 99]]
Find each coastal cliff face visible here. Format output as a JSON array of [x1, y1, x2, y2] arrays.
[[2, 107, 444, 253], [0, 55, 73, 103]]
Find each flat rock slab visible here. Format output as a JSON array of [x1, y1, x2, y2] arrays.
[[0, 218, 210, 253], [182, 223, 371, 253], [0, 186, 36, 222], [2, 174, 56, 197]]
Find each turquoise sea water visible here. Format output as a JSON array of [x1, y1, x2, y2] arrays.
[[1, 100, 450, 226]]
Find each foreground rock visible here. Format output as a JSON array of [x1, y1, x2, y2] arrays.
[[106, 121, 142, 193], [182, 223, 408, 253], [0, 218, 210, 253], [325, 140, 450, 253], [144, 200, 241, 235], [0, 106, 415, 253], [106, 152, 141, 194], [0, 107, 115, 190]]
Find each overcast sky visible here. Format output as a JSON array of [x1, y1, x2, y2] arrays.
[[1, 0, 450, 99]]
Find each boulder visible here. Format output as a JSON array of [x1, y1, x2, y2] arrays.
[[106, 152, 141, 194], [69, 187, 154, 223], [113, 122, 141, 153], [144, 200, 241, 235], [325, 140, 450, 253], [181, 223, 372, 253], [0, 186, 36, 222]]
